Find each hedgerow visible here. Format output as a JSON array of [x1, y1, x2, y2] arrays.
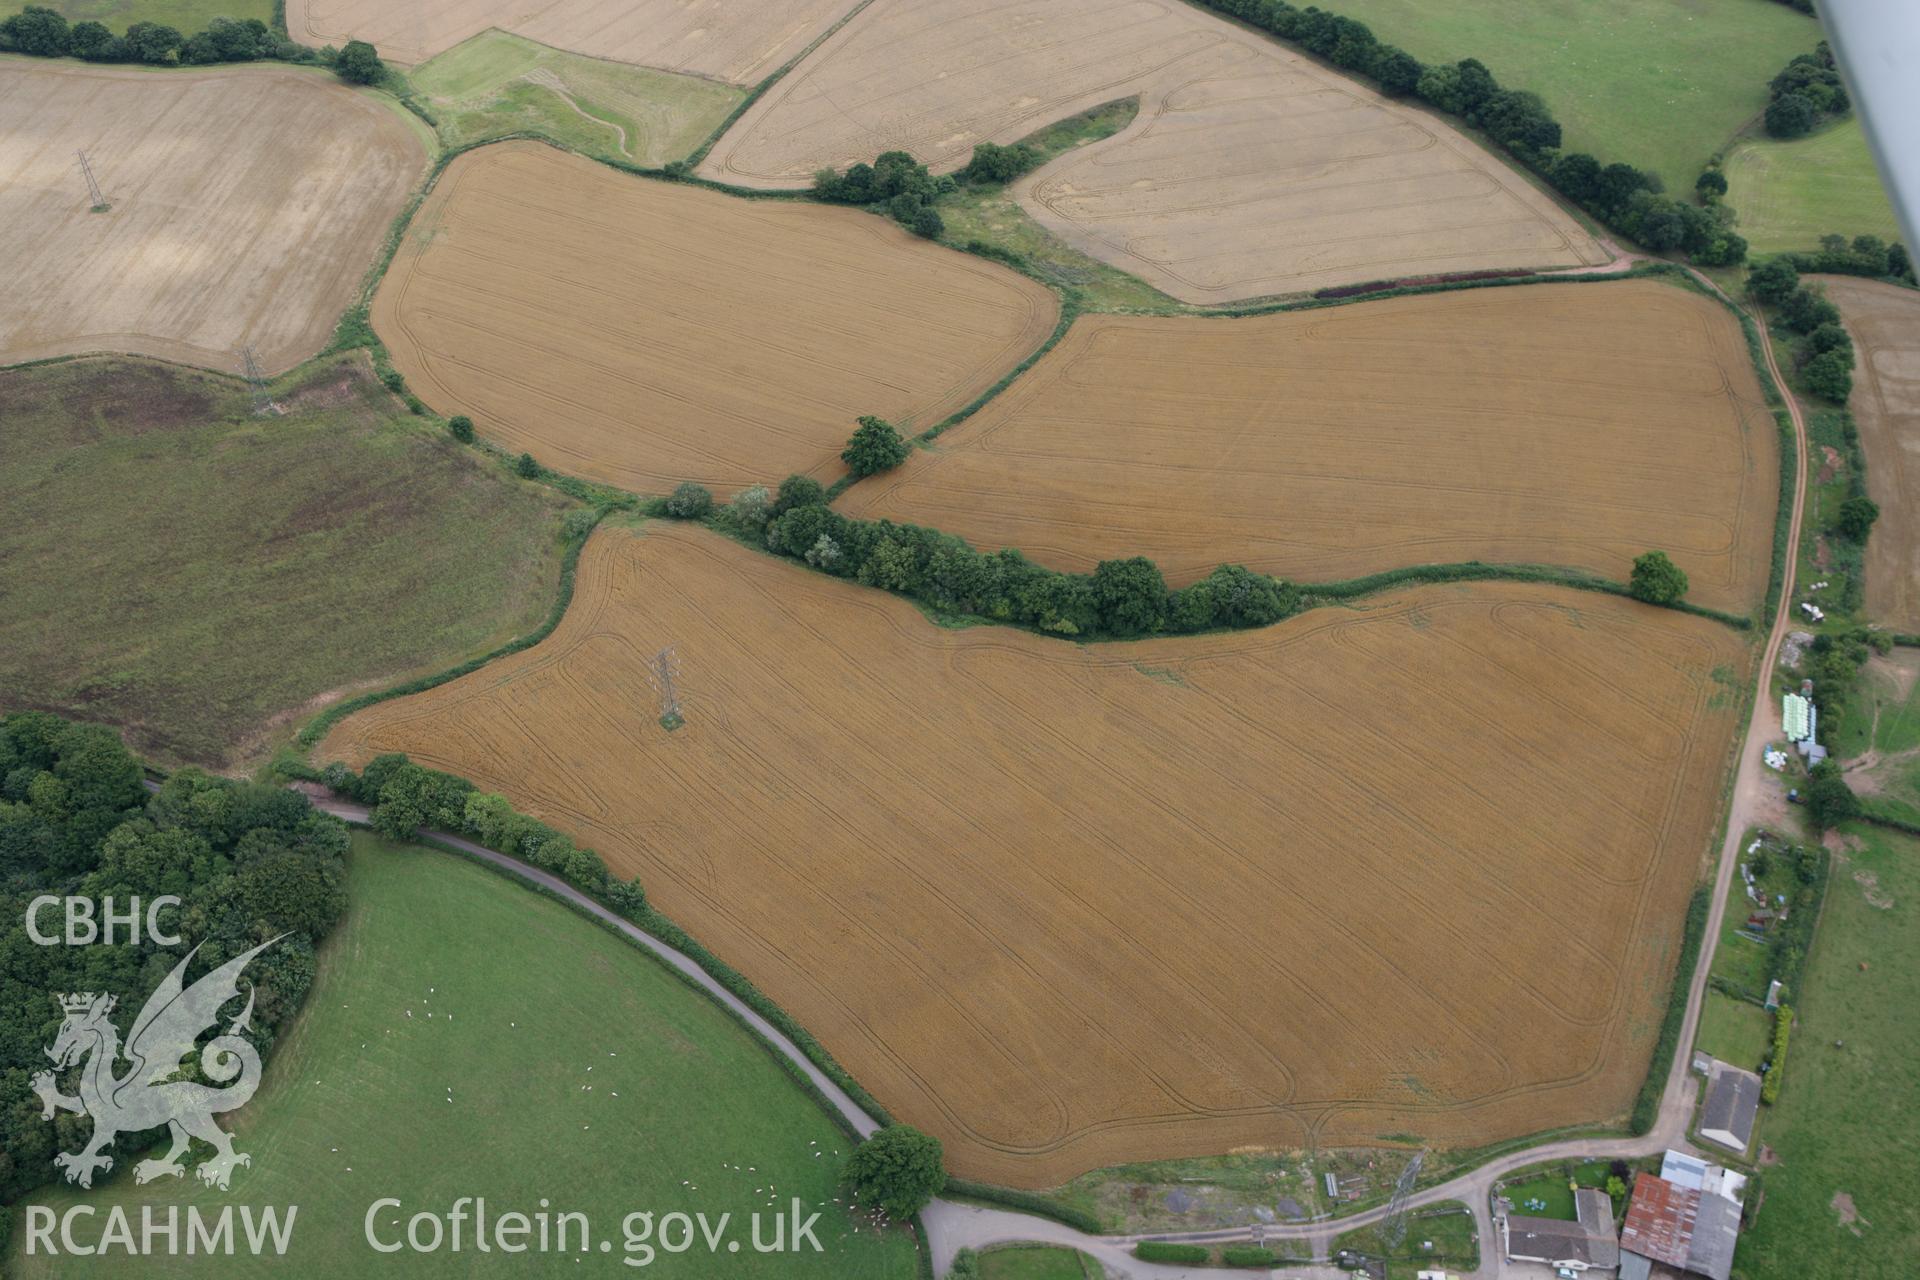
[[1762, 1006, 1792, 1103], [1222, 1244, 1281, 1266], [279, 754, 902, 1133], [1632, 885, 1711, 1133], [731, 483, 1748, 643], [1136, 1241, 1210, 1264]]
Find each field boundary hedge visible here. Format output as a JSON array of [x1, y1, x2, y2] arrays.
[[293, 504, 607, 750], [403, 830, 873, 1138], [735, 491, 1755, 644], [917, 295, 1081, 443], [276, 755, 906, 1137], [680, 0, 886, 171], [1761, 1005, 1792, 1103], [1660, 265, 1800, 631], [1298, 561, 1750, 628], [1631, 884, 1712, 1133]]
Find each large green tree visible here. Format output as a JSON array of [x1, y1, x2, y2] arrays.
[[1092, 557, 1170, 635], [1804, 762, 1857, 829], [1629, 551, 1689, 605], [1837, 496, 1879, 542], [841, 416, 910, 478], [335, 39, 384, 85], [842, 1125, 945, 1220], [0, 6, 69, 56], [1747, 258, 1801, 307]]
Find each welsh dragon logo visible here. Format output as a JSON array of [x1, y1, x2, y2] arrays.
[[31, 937, 282, 1191]]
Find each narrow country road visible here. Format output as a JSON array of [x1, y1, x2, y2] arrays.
[[274, 297, 1809, 1280]]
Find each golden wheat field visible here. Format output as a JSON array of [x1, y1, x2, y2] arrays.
[[1823, 276, 1920, 632], [839, 281, 1777, 612], [699, 0, 1604, 301], [0, 62, 425, 375], [374, 143, 1058, 495], [320, 523, 1748, 1186], [285, 0, 861, 80]]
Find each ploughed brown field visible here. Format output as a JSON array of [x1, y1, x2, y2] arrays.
[[1823, 276, 1920, 631], [699, 0, 1605, 301], [374, 143, 1057, 495], [285, 0, 861, 81], [839, 281, 1777, 613], [321, 523, 1749, 1186], [0, 62, 425, 375]]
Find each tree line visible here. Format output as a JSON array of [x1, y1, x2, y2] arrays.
[[0, 6, 383, 84], [813, 151, 951, 239], [677, 472, 1299, 639], [1771, 234, 1916, 286], [1192, 0, 1750, 265], [811, 134, 1063, 242], [1747, 255, 1874, 404], [309, 755, 647, 916], [0, 713, 349, 1231]]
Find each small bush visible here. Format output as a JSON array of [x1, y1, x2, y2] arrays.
[[514, 452, 539, 479], [959, 141, 1043, 184], [448, 415, 475, 443], [404, 394, 426, 415], [664, 481, 715, 519], [1222, 1244, 1280, 1266], [1135, 1241, 1208, 1264], [378, 366, 406, 394], [908, 203, 945, 239]]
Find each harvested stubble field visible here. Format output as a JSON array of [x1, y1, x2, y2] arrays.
[[0, 61, 425, 375], [1825, 277, 1920, 632], [699, 0, 1604, 302], [321, 523, 1749, 1186], [375, 142, 1056, 495], [285, 0, 861, 80], [840, 281, 1777, 613]]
